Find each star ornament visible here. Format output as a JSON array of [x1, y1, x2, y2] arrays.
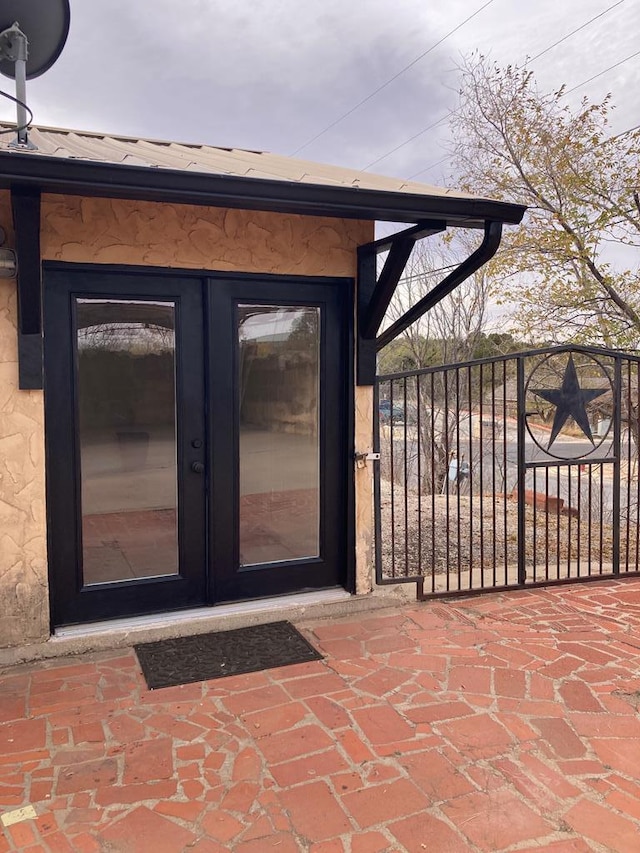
[[533, 355, 607, 448]]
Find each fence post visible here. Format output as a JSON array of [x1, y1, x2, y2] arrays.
[[612, 357, 622, 575], [373, 380, 383, 585], [517, 356, 527, 585]]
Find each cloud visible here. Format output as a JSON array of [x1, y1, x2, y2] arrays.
[[0, 0, 637, 185]]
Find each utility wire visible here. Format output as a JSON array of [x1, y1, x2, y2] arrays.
[[616, 123, 640, 136], [564, 48, 640, 95], [363, 116, 450, 171], [405, 118, 640, 188], [527, 0, 627, 63], [397, 263, 460, 282], [407, 155, 449, 181], [403, 60, 640, 182], [290, 0, 496, 156], [364, 0, 631, 176]]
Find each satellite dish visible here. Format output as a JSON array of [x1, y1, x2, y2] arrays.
[[0, 0, 70, 147], [0, 0, 70, 79]]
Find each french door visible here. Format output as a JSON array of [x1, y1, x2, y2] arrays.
[[44, 267, 350, 626], [209, 277, 349, 602]]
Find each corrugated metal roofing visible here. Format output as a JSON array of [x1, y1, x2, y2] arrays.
[[0, 123, 480, 202], [0, 123, 526, 226]]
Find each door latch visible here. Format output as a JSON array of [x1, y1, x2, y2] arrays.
[[354, 451, 380, 469]]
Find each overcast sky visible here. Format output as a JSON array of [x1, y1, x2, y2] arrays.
[[1, 0, 638, 188]]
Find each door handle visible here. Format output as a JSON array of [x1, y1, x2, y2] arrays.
[[191, 461, 205, 474]]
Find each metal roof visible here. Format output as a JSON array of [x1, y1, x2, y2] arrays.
[[0, 123, 526, 227]]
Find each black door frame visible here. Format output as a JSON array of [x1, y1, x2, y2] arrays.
[[207, 275, 352, 602], [43, 262, 355, 627], [43, 267, 209, 626]]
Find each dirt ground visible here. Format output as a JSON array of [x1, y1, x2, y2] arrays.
[[379, 479, 638, 588]]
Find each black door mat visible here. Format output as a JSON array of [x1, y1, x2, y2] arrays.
[[134, 620, 323, 689]]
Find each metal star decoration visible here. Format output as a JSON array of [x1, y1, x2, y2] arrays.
[[533, 355, 607, 448]]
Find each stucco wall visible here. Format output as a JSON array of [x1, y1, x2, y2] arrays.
[[0, 191, 374, 648], [40, 195, 370, 276], [0, 193, 49, 647]]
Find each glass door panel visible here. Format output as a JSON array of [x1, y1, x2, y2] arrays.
[[209, 276, 349, 603], [238, 305, 320, 565], [44, 269, 207, 626], [76, 299, 179, 584], [45, 268, 348, 625]]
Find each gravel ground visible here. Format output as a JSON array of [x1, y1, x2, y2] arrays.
[[379, 479, 638, 588]]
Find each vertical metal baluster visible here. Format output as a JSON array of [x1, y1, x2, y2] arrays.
[[403, 376, 409, 579], [545, 466, 550, 581], [567, 463, 572, 578], [416, 375, 422, 582], [503, 361, 509, 586], [389, 380, 396, 577], [479, 363, 485, 589], [492, 361, 497, 588], [532, 467, 537, 583], [613, 358, 622, 576], [588, 462, 593, 576], [516, 357, 526, 586], [374, 378, 383, 585], [556, 465, 561, 580], [626, 360, 632, 572], [431, 371, 436, 592], [636, 362, 640, 572], [599, 463, 605, 575], [577, 463, 582, 577], [444, 369, 451, 591], [455, 368, 462, 591], [468, 364, 474, 590]]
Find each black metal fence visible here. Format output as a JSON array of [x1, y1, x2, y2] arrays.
[[374, 345, 640, 597]]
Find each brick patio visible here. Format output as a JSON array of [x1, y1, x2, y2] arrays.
[[2, 579, 640, 851]]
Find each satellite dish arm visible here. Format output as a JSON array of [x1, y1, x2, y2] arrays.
[[0, 22, 34, 148]]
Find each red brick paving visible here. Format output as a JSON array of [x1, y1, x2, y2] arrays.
[[3, 579, 640, 850]]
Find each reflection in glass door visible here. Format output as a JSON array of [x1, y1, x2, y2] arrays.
[[45, 269, 349, 625], [44, 270, 207, 626], [76, 299, 179, 585], [210, 277, 349, 603], [238, 305, 320, 565]]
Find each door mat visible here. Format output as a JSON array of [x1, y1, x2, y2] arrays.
[[134, 621, 323, 689]]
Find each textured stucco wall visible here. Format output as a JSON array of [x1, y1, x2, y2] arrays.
[[0, 191, 375, 647], [40, 195, 371, 277], [0, 193, 49, 647]]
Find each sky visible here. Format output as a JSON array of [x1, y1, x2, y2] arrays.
[[1, 0, 638, 191]]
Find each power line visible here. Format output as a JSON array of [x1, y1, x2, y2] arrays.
[[290, 0, 496, 156], [362, 115, 449, 171], [527, 0, 627, 63], [403, 116, 640, 190], [361, 111, 452, 172], [397, 263, 460, 282], [564, 48, 640, 95], [616, 123, 640, 136], [402, 62, 640, 182], [407, 155, 449, 181], [364, 0, 631, 177]]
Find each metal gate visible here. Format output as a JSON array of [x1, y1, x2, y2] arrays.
[[374, 345, 640, 597]]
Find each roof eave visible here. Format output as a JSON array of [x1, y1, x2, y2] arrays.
[[0, 151, 526, 227]]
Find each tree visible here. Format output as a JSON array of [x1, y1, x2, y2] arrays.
[[378, 237, 505, 492], [450, 54, 640, 349], [379, 236, 497, 371]]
